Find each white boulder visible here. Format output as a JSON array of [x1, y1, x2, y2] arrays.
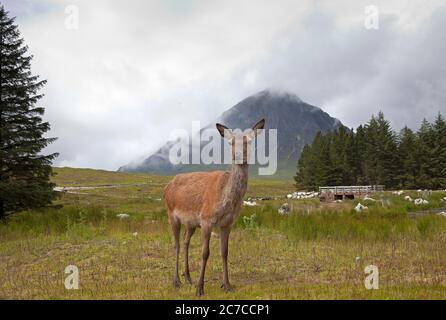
[[243, 200, 257, 207], [414, 198, 429, 205], [355, 203, 368, 212], [286, 191, 319, 200], [278, 203, 290, 215]]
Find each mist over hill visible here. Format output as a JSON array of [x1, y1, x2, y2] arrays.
[[119, 89, 343, 177]]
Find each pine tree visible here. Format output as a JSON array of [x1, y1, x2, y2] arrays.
[[398, 126, 419, 188], [0, 6, 58, 218], [374, 112, 400, 188], [355, 125, 367, 184], [327, 127, 347, 186], [417, 118, 435, 189], [294, 144, 310, 189], [343, 129, 358, 185], [313, 132, 332, 188], [363, 115, 380, 184], [431, 113, 446, 188], [294, 131, 332, 190]]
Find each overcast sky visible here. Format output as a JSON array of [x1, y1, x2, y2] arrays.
[[3, 0, 446, 170]]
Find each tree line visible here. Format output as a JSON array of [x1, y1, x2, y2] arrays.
[[295, 111, 446, 190]]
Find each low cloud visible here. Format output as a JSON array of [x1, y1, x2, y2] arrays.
[[3, 0, 446, 169]]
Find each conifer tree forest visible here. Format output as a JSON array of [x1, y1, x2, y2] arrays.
[[295, 111, 446, 190]]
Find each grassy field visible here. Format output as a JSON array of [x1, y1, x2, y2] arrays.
[[0, 167, 445, 299]]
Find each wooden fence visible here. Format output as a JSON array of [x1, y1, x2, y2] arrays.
[[319, 185, 384, 201]]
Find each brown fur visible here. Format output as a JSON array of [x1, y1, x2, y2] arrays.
[[163, 119, 264, 296], [164, 165, 247, 228]]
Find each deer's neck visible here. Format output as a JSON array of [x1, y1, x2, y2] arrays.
[[223, 164, 249, 205]]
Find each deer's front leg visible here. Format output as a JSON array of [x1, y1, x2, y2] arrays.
[[183, 226, 196, 284], [196, 225, 212, 296], [220, 226, 233, 292]]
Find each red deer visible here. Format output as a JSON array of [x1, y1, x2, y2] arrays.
[[163, 119, 265, 296]]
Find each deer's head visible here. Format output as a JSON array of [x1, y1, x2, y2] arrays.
[[216, 119, 265, 165]]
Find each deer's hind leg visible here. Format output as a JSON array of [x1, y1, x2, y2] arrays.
[[220, 225, 233, 292], [170, 218, 181, 288], [183, 225, 196, 284]]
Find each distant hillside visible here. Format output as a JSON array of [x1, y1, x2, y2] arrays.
[[119, 89, 343, 177]]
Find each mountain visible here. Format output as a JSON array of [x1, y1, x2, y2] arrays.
[[119, 89, 343, 178]]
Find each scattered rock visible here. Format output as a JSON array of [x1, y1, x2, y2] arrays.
[[404, 195, 413, 202], [363, 195, 376, 201], [278, 203, 290, 215], [117, 213, 130, 219], [354, 203, 368, 212], [392, 190, 404, 196], [286, 191, 319, 200], [437, 211, 446, 217], [132, 232, 138, 237], [414, 198, 429, 205], [243, 200, 257, 207], [247, 196, 277, 201]]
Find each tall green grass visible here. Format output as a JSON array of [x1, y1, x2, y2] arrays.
[[236, 199, 446, 241], [2, 191, 446, 243], [0, 205, 168, 241]]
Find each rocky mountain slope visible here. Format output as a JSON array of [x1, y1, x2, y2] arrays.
[[119, 89, 343, 177]]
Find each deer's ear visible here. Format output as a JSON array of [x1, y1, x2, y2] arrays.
[[216, 123, 232, 139], [250, 119, 265, 138]]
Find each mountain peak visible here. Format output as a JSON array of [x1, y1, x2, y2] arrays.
[[220, 88, 320, 127], [253, 88, 303, 103], [119, 91, 343, 176]]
